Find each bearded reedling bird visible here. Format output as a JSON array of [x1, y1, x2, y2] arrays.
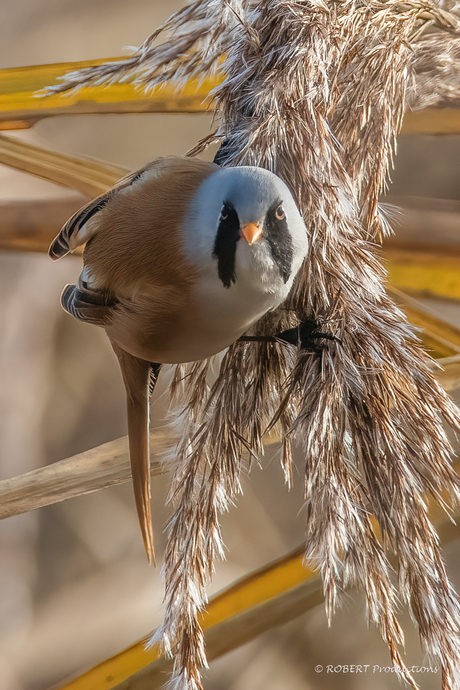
[[49, 155, 309, 564]]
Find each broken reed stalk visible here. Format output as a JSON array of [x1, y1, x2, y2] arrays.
[[0, 433, 165, 520]]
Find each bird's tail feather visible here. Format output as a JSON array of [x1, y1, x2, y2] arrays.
[[110, 340, 156, 565]]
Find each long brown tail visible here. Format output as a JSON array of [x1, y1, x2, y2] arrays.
[[111, 341, 156, 565]]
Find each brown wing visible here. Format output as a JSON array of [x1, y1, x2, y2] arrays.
[[48, 164, 155, 260], [60, 280, 118, 327], [50, 156, 218, 328], [81, 156, 219, 296], [48, 156, 218, 262]]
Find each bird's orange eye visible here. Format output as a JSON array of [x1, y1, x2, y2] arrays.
[[275, 205, 285, 220]]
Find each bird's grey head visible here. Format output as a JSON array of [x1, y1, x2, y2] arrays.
[[185, 166, 308, 290]]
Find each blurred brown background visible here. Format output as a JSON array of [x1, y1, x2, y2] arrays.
[[1, 2, 460, 689]]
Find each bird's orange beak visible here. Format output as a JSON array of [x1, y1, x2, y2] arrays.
[[241, 222, 263, 246]]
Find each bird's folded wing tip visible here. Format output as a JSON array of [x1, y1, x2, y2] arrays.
[[48, 235, 70, 260]]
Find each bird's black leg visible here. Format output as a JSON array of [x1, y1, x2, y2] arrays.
[[276, 318, 341, 353], [238, 318, 341, 354]]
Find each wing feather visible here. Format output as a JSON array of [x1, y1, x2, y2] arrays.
[[50, 155, 218, 325], [60, 279, 118, 326], [48, 163, 160, 260]]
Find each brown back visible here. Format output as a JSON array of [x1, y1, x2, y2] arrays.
[[83, 156, 218, 295]]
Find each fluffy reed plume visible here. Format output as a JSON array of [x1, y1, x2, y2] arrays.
[[49, 2, 460, 689]]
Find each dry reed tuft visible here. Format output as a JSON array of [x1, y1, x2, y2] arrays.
[[49, 2, 460, 689]]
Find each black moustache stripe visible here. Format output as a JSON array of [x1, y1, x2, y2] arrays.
[[212, 201, 240, 289], [264, 203, 293, 284]]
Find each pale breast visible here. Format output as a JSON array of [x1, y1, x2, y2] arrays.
[[105, 257, 290, 364]]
